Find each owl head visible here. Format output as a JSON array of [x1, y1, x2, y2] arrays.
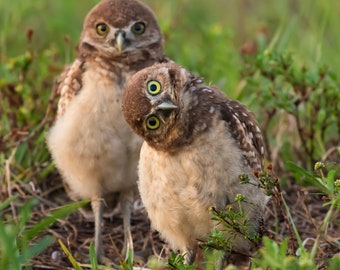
[[79, 0, 163, 62], [122, 62, 265, 168], [122, 62, 209, 152]]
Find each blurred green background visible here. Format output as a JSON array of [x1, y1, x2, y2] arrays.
[[0, 0, 339, 179], [1, 0, 339, 95]]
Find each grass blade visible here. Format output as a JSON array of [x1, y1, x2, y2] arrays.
[[58, 239, 83, 270], [20, 235, 55, 264], [25, 200, 89, 241], [0, 195, 18, 212], [89, 242, 98, 270]]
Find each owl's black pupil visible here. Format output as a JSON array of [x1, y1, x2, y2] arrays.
[[150, 84, 157, 92], [135, 24, 142, 31], [149, 118, 157, 126], [101, 25, 106, 31]]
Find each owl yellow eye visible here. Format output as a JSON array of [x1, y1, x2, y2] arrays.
[[96, 23, 109, 36], [131, 22, 145, 35], [146, 115, 160, 130], [147, 80, 161, 95]]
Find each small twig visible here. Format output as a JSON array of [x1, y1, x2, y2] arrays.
[[321, 146, 339, 162], [17, 179, 59, 208], [294, 109, 311, 167], [262, 108, 276, 161], [257, 169, 298, 253], [47, 228, 68, 243], [279, 190, 300, 254], [157, 245, 168, 263], [24, 263, 74, 270], [110, 234, 125, 264], [5, 146, 18, 220], [299, 190, 318, 230], [149, 231, 165, 261], [11, 182, 28, 198]]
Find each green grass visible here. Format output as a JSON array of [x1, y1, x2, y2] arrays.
[[0, 0, 339, 269]]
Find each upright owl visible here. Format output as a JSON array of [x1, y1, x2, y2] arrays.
[[122, 62, 269, 266], [46, 0, 166, 263]]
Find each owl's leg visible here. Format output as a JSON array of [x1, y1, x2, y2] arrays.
[[91, 196, 104, 261], [120, 190, 134, 260]]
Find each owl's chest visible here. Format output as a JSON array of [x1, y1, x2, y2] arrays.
[[52, 68, 139, 161], [69, 69, 133, 135], [139, 123, 242, 202], [138, 122, 249, 240], [139, 134, 241, 224]]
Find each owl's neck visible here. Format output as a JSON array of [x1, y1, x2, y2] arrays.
[[78, 41, 164, 72]]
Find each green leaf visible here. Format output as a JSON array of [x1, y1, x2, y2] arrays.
[[0, 219, 21, 269], [281, 195, 303, 248], [126, 248, 134, 269], [15, 142, 29, 166], [286, 162, 326, 192], [25, 200, 89, 241], [89, 242, 98, 270], [326, 170, 336, 191], [20, 235, 55, 264], [0, 195, 18, 212]]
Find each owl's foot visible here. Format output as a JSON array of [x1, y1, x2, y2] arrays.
[[120, 190, 134, 260]]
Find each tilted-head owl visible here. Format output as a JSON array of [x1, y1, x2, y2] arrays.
[[46, 0, 167, 262], [121, 62, 269, 266]]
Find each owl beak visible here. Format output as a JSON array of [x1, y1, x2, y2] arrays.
[[115, 31, 126, 52], [157, 101, 177, 110]]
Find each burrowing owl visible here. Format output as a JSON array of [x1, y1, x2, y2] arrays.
[[46, 0, 166, 262], [121, 62, 269, 266]]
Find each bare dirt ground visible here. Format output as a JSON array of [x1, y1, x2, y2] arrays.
[[19, 173, 340, 269]]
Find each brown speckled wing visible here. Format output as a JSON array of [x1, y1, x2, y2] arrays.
[[220, 99, 264, 172], [55, 59, 84, 119]]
